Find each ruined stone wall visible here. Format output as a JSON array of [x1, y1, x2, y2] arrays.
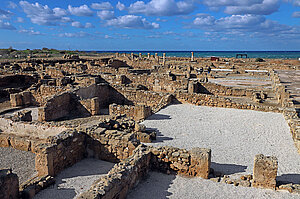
[[115, 87, 171, 108], [34, 130, 86, 176], [109, 104, 152, 121], [38, 91, 72, 121], [10, 91, 33, 107], [83, 126, 140, 162], [199, 83, 262, 97], [79, 144, 212, 199], [270, 71, 293, 108], [79, 145, 152, 199], [151, 146, 211, 179], [175, 92, 281, 113], [75, 83, 111, 108], [31, 85, 68, 106]]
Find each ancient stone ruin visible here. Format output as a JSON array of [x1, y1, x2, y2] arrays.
[[0, 53, 299, 198]]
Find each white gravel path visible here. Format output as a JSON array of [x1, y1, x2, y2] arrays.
[[34, 158, 114, 199], [129, 104, 300, 198], [128, 172, 300, 199]]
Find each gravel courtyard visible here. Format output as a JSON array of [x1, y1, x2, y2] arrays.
[[0, 147, 36, 184], [130, 104, 300, 198]]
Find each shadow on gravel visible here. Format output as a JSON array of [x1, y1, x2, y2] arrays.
[[277, 173, 300, 185], [34, 158, 115, 199], [211, 162, 248, 175], [146, 113, 171, 120], [146, 128, 173, 143], [127, 172, 176, 199]]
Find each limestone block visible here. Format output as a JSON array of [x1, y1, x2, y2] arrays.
[[35, 151, 54, 176], [253, 154, 278, 189], [0, 134, 10, 147], [0, 169, 19, 199], [188, 148, 211, 179], [10, 93, 23, 107], [22, 91, 32, 106], [10, 136, 31, 151]]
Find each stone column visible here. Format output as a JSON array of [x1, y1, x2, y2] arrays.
[[131, 53, 134, 60], [155, 53, 159, 63], [147, 53, 150, 59], [163, 53, 166, 65], [191, 52, 194, 62], [139, 53, 142, 59], [188, 148, 211, 179], [253, 154, 278, 189]]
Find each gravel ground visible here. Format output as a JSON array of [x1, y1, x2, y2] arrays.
[[0, 147, 36, 184], [128, 172, 300, 199], [34, 158, 115, 199], [130, 104, 300, 198]]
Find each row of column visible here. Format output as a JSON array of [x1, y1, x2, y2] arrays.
[[116, 52, 195, 62]]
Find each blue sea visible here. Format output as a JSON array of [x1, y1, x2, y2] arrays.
[[94, 51, 300, 59]]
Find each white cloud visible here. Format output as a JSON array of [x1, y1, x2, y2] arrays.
[[19, 28, 43, 35], [68, 5, 93, 16], [0, 9, 13, 19], [128, 0, 196, 16], [292, 11, 300, 17], [294, 0, 300, 6], [202, 0, 279, 15], [19, 1, 69, 26], [156, 18, 167, 22], [71, 21, 95, 28], [106, 15, 159, 29], [202, 0, 263, 7], [104, 34, 112, 39], [191, 14, 293, 35], [85, 22, 94, 28], [224, 0, 279, 15], [91, 2, 113, 10], [97, 10, 115, 20], [7, 1, 18, 9], [0, 19, 16, 30], [58, 31, 90, 38], [116, 2, 126, 11], [17, 17, 25, 23]]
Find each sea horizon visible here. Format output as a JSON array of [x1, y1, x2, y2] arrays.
[[86, 51, 300, 59]]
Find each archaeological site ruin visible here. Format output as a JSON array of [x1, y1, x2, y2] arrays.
[[0, 52, 300, 199]]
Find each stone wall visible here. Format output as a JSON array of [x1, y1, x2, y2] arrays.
[[79, 145, 151, 199], [34, 130, 86, 176], [151, 146, 211, 179], [0, 169, 19, 199], [10, 91, 33, 107], [38, 91, 73, 121], [78, 145, 211, 199], [175, 92, 281, 113]]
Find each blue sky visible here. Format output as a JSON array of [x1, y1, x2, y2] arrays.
[[0, 0, 299, 50]]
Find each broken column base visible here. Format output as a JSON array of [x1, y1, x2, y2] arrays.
[[253, 154, 278, 189]]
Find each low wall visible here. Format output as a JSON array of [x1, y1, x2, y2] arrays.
[[109, 104, 152, 121], [34, 130, 86, 176], [174, 92, 281, 113], [79, 145, 151, 199], [151, 146, 211, 179], [78, 144, 211, 199], [38, 91, 73, 121], [10, 91, 33, 107]]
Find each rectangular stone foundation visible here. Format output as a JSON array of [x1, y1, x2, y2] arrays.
[[253, 154, 278, 189]]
